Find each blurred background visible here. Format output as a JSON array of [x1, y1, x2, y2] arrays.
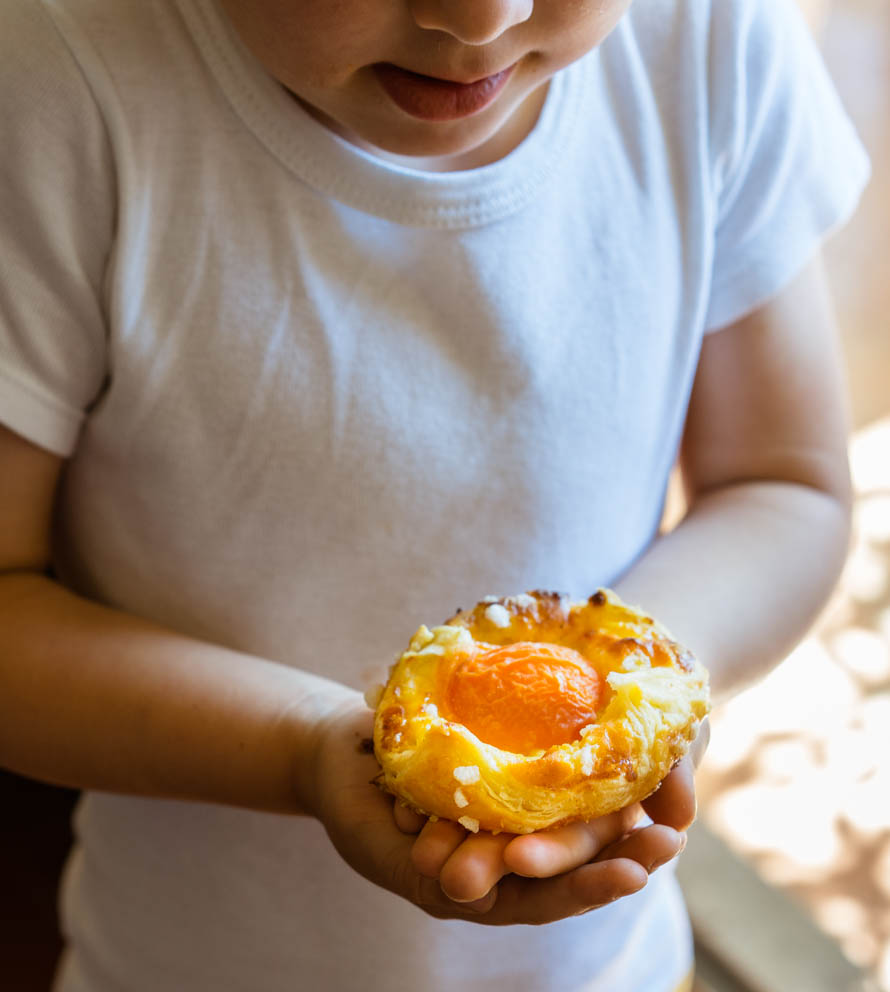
[[1, 0, 887, 989], [683, 1, 890, 990]]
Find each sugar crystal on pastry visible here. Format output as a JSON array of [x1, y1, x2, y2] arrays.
[[483, 603, 512, 628], [453, 765, 480, 784]]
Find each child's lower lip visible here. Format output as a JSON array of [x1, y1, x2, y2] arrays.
[[372, 63, 515, 121]]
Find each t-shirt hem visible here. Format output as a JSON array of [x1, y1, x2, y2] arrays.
[[704, 149, 871, 333], [0, 363, 83, 456]]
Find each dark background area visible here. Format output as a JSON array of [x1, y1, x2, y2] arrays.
[[0, 770, 78, 991]]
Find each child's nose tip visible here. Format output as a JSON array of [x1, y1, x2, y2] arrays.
[[409, 0, 533, 46]]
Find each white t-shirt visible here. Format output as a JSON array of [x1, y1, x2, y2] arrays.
[[0, 0, 868, 988]]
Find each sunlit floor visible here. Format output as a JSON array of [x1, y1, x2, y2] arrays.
[[696, 2, 890, 988]]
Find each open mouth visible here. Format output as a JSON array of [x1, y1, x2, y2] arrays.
[[372, 63, 516, 121]]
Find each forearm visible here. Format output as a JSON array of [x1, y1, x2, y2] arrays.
[[613, 480, 851, 700], [0, 570, 356, 814]]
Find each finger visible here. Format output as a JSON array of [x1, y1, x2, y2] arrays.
[[459, 858, 648, 926], [642, 757, 697, 831], [439, 830, 515, 903], [411, 818, 468, 878], [392, 801, 427, 834], [503, 805, 642, 879], [595, 824, 686, 873]]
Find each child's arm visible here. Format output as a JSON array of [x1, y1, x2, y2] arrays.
[[410, 251, 851, 909], [612, 252, 852, 700], [0, 423, 356, 813]]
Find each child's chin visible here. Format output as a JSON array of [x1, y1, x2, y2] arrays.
[[356, 116, 520, 171]]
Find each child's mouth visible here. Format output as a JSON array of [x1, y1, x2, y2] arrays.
[[372, 63, 515, 122]]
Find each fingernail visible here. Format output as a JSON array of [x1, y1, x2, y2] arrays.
[[648, 836, 687, 873], [648, 853, 676, 873]]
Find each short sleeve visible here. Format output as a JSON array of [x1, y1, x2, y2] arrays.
[[0, 0, 114, 455], [704, 0, 870, 332]]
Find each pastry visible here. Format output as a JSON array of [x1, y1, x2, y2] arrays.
[[372, 589, 710, 834]]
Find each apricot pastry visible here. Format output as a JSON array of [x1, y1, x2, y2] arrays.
[[372, 589, 710, 834]]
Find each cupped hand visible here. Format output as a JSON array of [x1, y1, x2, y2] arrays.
[[308, 700, 703, 924], [410, 802, 684, 908], [410, 717, 711, 910], [307, 699, 660, 924]]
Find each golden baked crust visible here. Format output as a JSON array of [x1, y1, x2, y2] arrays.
[[372, 589, 710, 835]]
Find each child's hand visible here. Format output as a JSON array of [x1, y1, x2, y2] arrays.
[[309, 703, 702, 924], [409, 718, 709, 912], [409, 794, 688, 910], [408, 802, 675, 906]]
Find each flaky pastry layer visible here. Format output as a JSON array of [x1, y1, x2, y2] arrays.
[[372, 589, 710, 834]]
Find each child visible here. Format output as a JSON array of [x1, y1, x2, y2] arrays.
[[0, 0, 867, 988]]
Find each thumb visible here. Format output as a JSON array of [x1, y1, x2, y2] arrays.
[[641, 756, 696, 831]]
